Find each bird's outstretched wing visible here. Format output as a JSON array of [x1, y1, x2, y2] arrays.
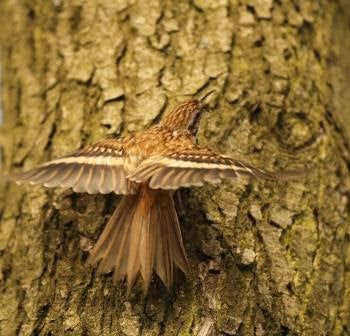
[[128, 146, 304, 190], [10, 137, 135, 195]]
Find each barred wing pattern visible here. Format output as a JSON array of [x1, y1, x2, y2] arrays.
[[129, 147, 298, 190], [12, 138, 135, 195]]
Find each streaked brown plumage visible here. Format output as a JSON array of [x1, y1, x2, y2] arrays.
[[8, 92, 304, 292]]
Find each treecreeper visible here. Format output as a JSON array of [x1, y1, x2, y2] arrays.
[[5, 91, 304, 292]]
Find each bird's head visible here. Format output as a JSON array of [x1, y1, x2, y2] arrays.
[[161, 90, 216, 135]]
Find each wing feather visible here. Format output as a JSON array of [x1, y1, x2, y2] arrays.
[[100, 166, 114, 194], [43, 164, 73, 188], [72, 165, 90, 193], [87, 165, 102, 194], [129, 145, 303, 190], [27, 166, 58, 184], [11, 137, 135, 195], [60, 164, 82, 189]]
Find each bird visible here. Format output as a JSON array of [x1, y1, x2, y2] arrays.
[[6, 91, 304, 292]]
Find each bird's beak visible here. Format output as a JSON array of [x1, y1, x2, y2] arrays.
[[199, 90, 216, 105]]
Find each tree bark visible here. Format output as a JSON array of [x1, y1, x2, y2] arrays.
[[0, 0, 349, 335]]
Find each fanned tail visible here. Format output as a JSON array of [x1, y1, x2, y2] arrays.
[[87, 185, 190, 291]]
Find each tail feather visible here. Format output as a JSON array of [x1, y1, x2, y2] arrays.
[[87, 185, 190, 291], [139, 205, 157, 290], [166, 200, 191, 274], [90, 196, 133, 272], [154, 204, 174, 289], [126, 197, 143, 288]]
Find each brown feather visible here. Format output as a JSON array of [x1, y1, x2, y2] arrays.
[[170, 169, 191, 188], [99, 166, 114, 194], [149, 167, 173, 189], [139, 207, 156, 291], [83, 165, 94, 192], [72, 165, 90, 192], [92, 196, 134, 271], [43, 164, 73, 187], [130, 146, 306, 190], [129, 163, 163, 183], [27, 165, 60, 184], [9, 135, 134, 194], [163, 194, 190, 274], [71, 166, 85, 192], [154, 205, 173, 289], [54, 163, 81, 189], [88, 185, 189, 292], [86, 165, 103, 194]]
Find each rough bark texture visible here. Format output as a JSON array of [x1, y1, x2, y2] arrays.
[[0, 0, 349, 335]]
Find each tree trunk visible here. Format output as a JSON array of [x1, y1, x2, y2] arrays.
[[1, 0, 349, 335]]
